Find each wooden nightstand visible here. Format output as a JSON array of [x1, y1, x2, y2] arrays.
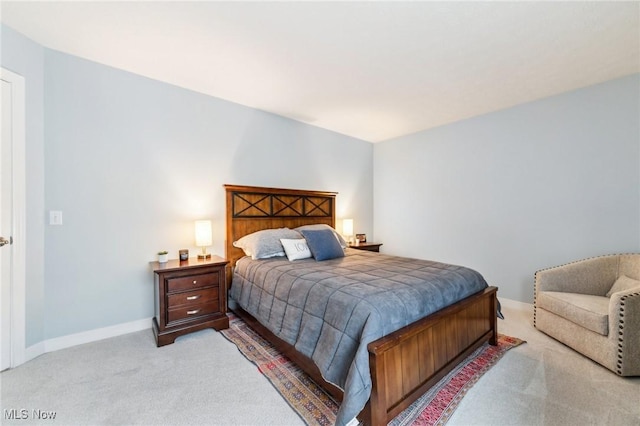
[[349, 242, 383, 252], [151, 256, 229, 347]]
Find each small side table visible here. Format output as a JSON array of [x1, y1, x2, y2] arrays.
[[151, 256, 229, 347], [349, 242, 383, 253]]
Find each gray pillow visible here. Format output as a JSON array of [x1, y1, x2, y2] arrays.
[[606, 275, 640, 297], [294, 224, 348, 248], [233, 228, 302, 260]]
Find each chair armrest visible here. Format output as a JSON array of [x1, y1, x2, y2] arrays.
[[609, 287, 640, 375], [535, 255, 619, 296]]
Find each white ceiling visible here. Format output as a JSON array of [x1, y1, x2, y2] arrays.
[[2, 1, 639, 143]]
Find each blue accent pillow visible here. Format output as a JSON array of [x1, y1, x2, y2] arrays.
[[299, 229, 345, 261]]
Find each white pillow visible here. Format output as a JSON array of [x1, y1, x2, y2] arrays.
[[280, 238, 312, 261]]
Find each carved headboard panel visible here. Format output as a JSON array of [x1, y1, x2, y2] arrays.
[[224, 184, 337, 269]]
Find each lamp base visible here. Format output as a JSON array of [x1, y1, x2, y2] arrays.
[[198, 253, 212, 260]]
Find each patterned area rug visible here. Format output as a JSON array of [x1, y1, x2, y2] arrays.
[[220, 314, 524, 426]]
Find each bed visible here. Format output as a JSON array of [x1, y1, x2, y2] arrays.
[[224, 184, 498, 426]]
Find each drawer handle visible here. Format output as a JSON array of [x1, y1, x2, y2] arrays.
[[192, 280, 197, 285], [186, 295, 201, 301], [186, 309, 201, 315]]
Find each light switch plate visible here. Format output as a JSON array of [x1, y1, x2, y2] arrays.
[[49, 210, 63, 225]]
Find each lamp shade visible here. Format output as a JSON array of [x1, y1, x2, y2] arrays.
[[342, 218, 353, 236], [194, 220, 212, 247]]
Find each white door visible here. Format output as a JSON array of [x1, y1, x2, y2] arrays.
[[1, 67, 26, 370], [1, 77, 13, 371]]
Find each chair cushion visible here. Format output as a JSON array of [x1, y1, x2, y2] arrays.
[[537, 291, 609, 336]]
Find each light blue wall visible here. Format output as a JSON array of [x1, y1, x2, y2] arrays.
[[2, 24, 373, 342], [1, 25, 46, 346], [374, 74, 640, 303], [42, 50, 372, 339]]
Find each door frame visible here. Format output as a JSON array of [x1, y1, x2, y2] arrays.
[[1, 67, 26, 368]]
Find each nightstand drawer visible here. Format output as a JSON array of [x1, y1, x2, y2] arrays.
[[167, 272, 219, 292], [167, 287, 219, 308], [168, 300, 220, 323]]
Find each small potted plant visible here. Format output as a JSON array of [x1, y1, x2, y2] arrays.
[[157, 251, 169, 263]]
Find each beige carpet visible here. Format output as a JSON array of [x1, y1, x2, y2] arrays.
[[1, 298, 638, 425], [448, 299, 640, 425]]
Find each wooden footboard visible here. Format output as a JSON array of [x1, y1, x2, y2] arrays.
[[231, 286, 498, 426], [365, 286, 498, 425]]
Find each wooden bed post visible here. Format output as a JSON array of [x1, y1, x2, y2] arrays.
[[490, 289, 498, 345], [367, 354, 387, 426]]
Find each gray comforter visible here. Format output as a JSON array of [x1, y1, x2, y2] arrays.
[[230, 249, 488, 425]]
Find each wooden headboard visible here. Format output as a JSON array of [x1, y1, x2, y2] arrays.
[[224, 184, 337, 269]]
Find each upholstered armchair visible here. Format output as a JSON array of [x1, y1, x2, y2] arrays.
[[534, 254, 640, 376]]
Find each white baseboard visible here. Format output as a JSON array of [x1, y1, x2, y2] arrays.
[[24, 341, 45, 363], [25, 318, 153, 362], [500, 297, 533, 311]]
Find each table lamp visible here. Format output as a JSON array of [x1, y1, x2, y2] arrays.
[[342, 218, 354, 245], [195, 220, 212, 259]]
